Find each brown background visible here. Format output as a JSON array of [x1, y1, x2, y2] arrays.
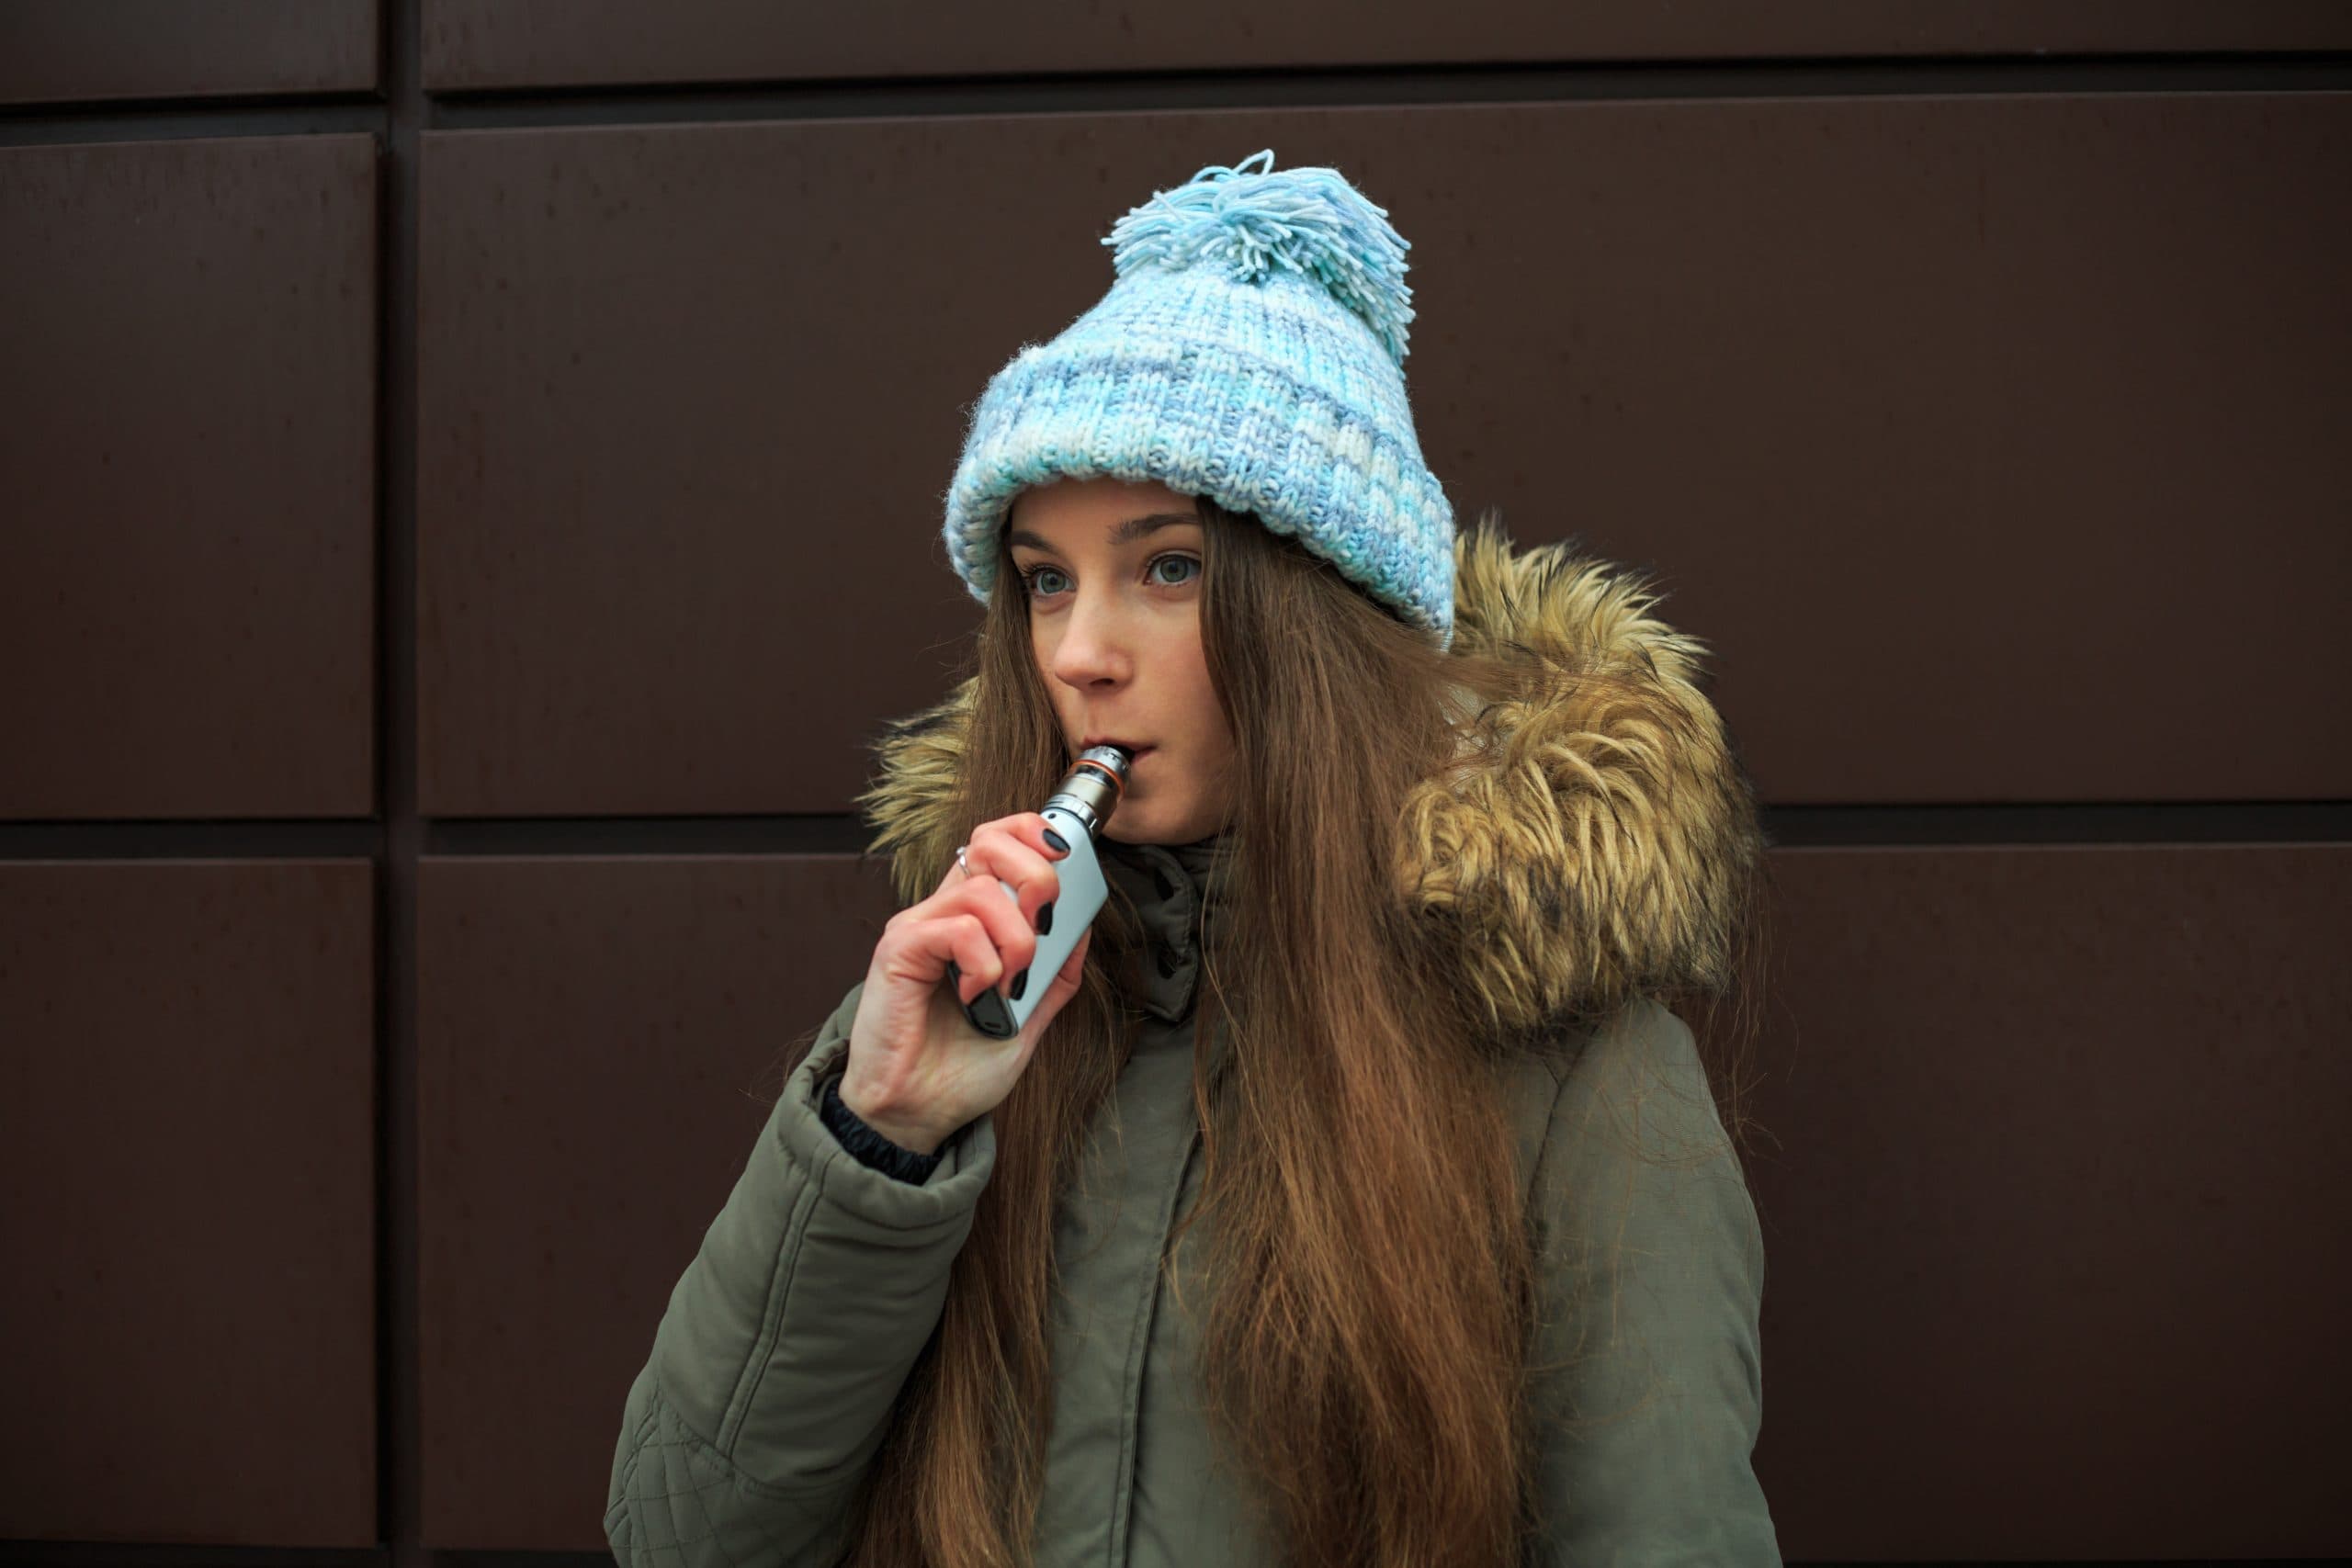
[[2, 4, 2347, 1563]]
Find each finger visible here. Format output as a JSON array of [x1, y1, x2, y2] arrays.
[[883, 911, 1000, 1003], [989, 810, 1073, 862], [944, 914, 1002, 1005], [978, 812, 1074, 891], [963, 827, 1063, 930], [945, 871, 1038, 992]]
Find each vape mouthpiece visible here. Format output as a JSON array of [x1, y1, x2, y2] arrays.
[[1077, 743, 1132, 786], [1049, 745, 1132, 838]]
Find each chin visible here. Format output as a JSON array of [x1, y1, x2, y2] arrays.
[[1102, 816, 1159, 846], [1106, 802, 1219, 846], [1104, 801, 1174, 844]]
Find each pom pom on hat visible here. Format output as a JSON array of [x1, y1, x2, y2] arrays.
[[1102, 148, 1419, 367]]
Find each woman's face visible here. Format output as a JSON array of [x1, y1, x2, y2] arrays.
[[1004, 477, 1237, 845]]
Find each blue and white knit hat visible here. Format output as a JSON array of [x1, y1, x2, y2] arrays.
[[941, 148, 1457, 648]]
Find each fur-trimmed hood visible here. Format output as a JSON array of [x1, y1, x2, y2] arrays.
[[856, 523, 1764, 1032]]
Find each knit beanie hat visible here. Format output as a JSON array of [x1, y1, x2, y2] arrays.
[[941, 148, 1457, 648]]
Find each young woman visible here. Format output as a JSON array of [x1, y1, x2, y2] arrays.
[[605, 152, 1778, 1567]]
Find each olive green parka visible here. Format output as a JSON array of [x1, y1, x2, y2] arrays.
[[605, 527, 1780, 1565]]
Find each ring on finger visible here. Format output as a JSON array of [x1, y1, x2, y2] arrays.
[[955, 843, 972, 878]]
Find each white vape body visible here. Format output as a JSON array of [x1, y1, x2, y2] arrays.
[[950, 746, 1131, 1039]]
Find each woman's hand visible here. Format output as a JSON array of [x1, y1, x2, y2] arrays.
[[839, 812, 1092, 1155]]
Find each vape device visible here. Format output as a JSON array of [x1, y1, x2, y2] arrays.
[[945, 744, 1132, 1039]]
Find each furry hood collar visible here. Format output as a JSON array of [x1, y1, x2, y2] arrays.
[[857, 525, 1763, 1032]]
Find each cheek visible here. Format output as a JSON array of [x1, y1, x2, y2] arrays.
[[1031, 626, 1064, 696], [1168, 636, 1229, 750]]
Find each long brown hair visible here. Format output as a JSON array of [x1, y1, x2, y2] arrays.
[[815, 501, 1700, 1566]]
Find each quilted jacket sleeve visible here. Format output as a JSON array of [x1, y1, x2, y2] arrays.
[[1528, 998, 1781, 1565], [605, 981, 995, 1568]]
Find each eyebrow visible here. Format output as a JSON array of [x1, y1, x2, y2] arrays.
[[1004, 511, 1200, 554]]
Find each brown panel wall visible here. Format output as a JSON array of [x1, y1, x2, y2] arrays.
[[10, 5, 2347, 1562], [0, 0, 379, 106], [422, 0, 2352, 94], [414, 121, 989, 818], [0, 134, 379, 822], [417, 98, 2351, 819], [413, 853, 899, 1547], [1742, 843, 2352, 1558], [0, 861, 377, 1546]]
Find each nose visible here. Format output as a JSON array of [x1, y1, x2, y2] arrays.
[[1046, 587, 1133, 691]]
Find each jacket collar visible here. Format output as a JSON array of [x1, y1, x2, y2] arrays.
[[857, 525, 1760, 1034], [1100, 835, 1228, 1026]]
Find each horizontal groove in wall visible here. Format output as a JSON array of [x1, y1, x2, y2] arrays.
[[0, 1546, 387, 1568], [0, 820, 384, 860], [1761, 801, 2352, 847], [422, 815, 877, 856], [0, 100, 387, 145], [427, 53, 2352, 130], [0, 803, 2344, 861], [3, 54, 2348, 144]]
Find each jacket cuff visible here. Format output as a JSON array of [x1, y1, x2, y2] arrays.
[[817, 1070, 945, 1185], [773, 1030, 994, 1224]]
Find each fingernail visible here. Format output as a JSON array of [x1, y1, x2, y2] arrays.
[[1043, 829, 1069, 855], [1008, 966, 1030, 1001], [1035, 901, 1054, 935]]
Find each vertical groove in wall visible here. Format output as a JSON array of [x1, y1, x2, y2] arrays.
[[378, 0, 423, 1561]]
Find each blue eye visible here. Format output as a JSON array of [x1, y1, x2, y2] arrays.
[[1018, 556, 1199, 600]]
